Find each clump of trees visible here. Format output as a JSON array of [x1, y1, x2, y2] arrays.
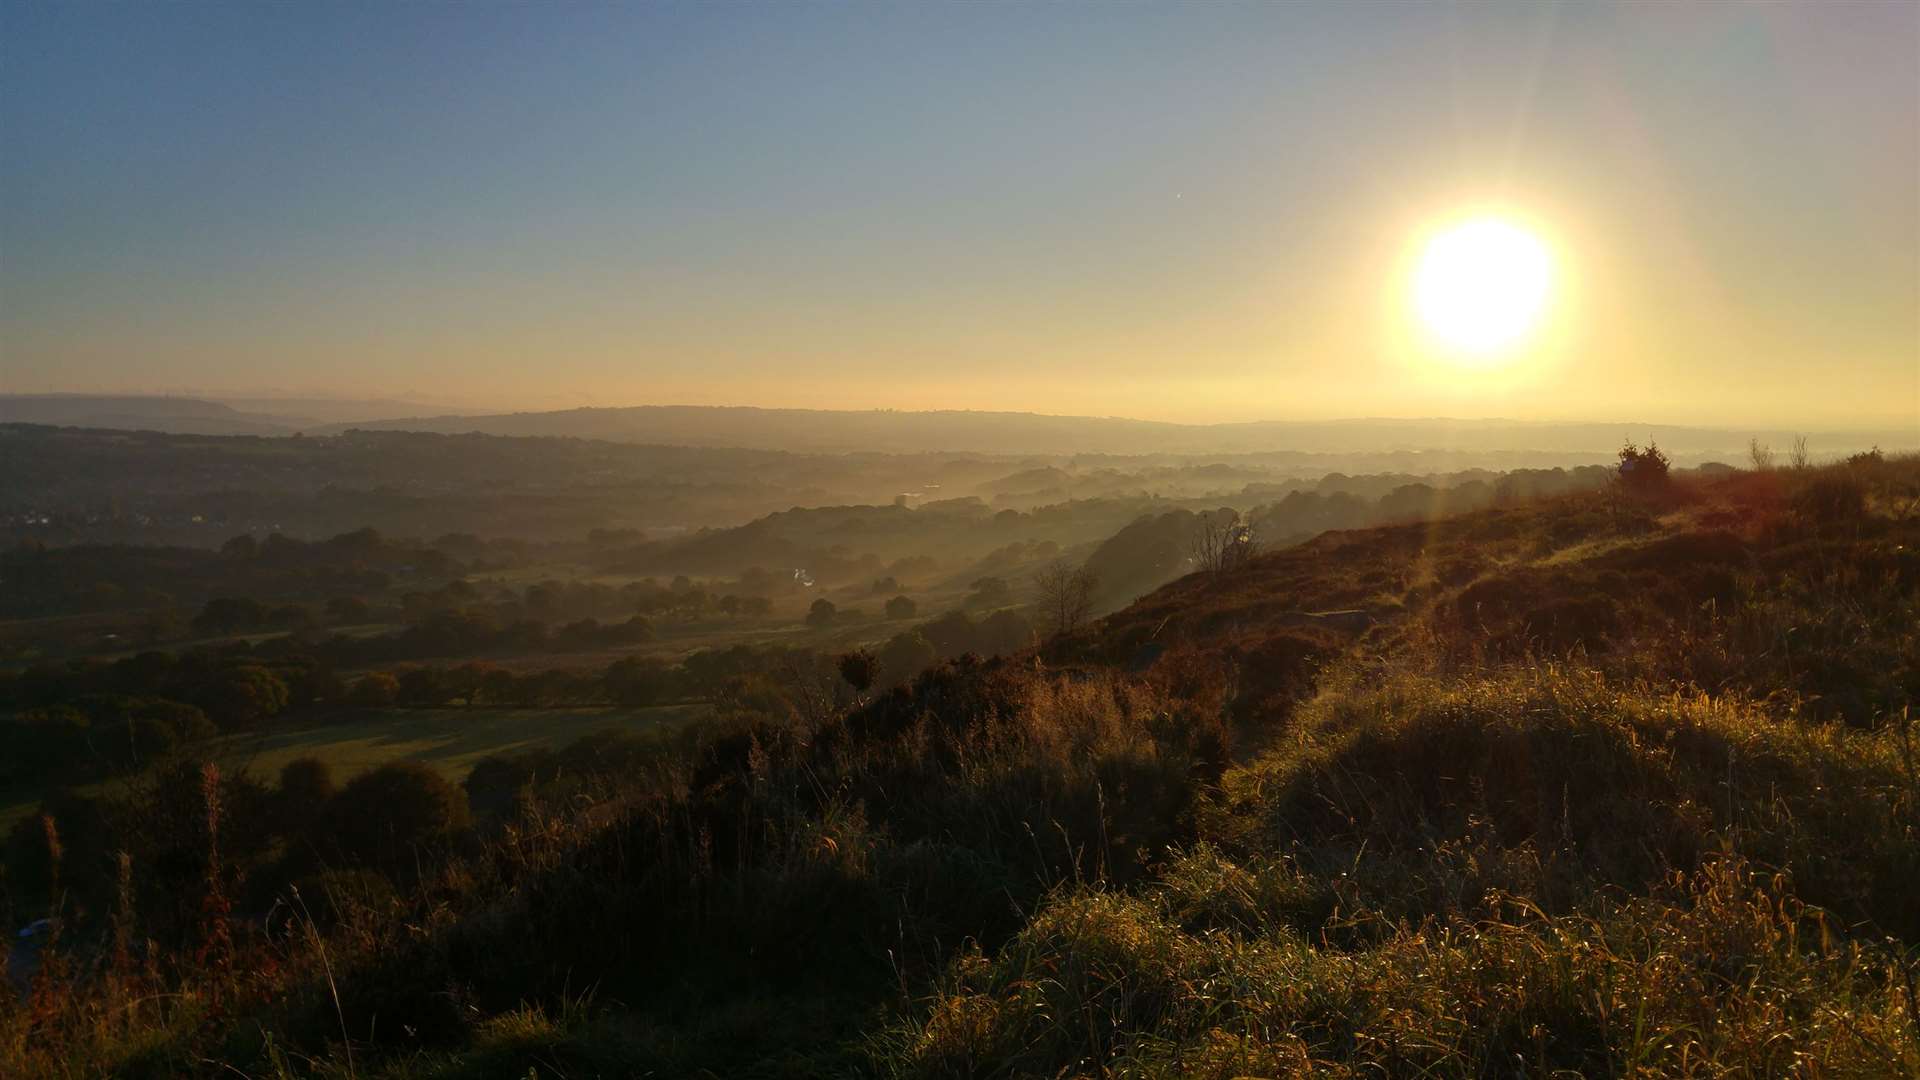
[[965, 577, 1012, 608], [1616, 440, 1672, 495], [0, 697, 218, 786], [1, 651, 296, 788]]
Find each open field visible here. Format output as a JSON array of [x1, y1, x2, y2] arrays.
[[0, 703, 706, 834], [205, 703, 707, 785]]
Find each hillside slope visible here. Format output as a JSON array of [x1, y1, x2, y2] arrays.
[[7, 458, 1918, 1078]]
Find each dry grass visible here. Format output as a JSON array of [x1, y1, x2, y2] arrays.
[[6, 458, 1919, 1077], [885, 854, 1918, 1078]]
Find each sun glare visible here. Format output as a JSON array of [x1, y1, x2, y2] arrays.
[[1413, 217, 1552, 359]]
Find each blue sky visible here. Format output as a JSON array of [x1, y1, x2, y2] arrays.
[[2, 2, 1914, 425]]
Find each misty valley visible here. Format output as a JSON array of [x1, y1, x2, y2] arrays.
[[2, 410, 1917, 1078]]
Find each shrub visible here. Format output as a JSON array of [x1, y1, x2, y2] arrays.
[[326, 762, 471, 871], [805, 598, 837, 628], [837, 648, 879, 693], [279, 757, 336, 805], [878, 632, 937, 684], [1793, 471, 1868, 523], [977, 608, 1035, 655], [918, 609, 981, 657], [1615, 440, 1671, 494]]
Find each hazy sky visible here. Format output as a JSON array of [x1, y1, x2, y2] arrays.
[[2, 2, 1915, 426]]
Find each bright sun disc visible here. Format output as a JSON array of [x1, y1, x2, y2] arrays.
[[1414, 218, 1552, 356]]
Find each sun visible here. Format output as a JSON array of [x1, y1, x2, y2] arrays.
[[1413, 217, 1553, 358]]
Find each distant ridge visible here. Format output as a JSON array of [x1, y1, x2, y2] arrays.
[[0, 394, 294, 436], [0, 394, 479, 436], [321, 403, 1913, 459], [6, 396, 1909, 459]]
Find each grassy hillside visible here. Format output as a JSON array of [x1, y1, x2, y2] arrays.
[[5, 457, 1917, 1077]]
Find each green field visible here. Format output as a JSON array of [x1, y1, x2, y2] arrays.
[[1, 703, 707, 833]]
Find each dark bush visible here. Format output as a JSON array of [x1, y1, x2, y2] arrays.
[[1616, 440, 1672, 494], [327, 762, 471, 871], [837, 648, 879, 693], [805, 598, 837, 628]]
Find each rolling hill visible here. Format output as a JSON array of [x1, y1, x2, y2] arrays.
[[8, 455, 1918, 1077]]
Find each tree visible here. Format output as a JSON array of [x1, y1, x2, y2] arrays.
[[1188, 511, 1259, 574], [979, 608, 1036, 656], [136, 699, 216, 744], [396, 667, 451, 707], [965, 577, 1011, 609], [3, 706, 91, 781], [278, 757, 337, 836], [805, 598, 837, 629], [885, 594, 918, 619], [110, 650, 175, 697], [1788, 434, 1812, 470], [1033, 561, 1097, 639], [1748, 438, 1776, 471], [1616, 440, 1672, 495], [347, 672, 400, 708], [878, 632, 938, 684], [478, 665, 520, 707], [919, 609, 980, 658], [280, 757, 336, 805], [198, 665, 290, 729], [192, 596, 267, 637]]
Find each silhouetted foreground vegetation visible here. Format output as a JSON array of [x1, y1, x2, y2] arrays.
[[3, 455, 1918, 1077]]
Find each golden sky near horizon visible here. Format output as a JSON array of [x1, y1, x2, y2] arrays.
[[2, 4, 1915, 428]]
